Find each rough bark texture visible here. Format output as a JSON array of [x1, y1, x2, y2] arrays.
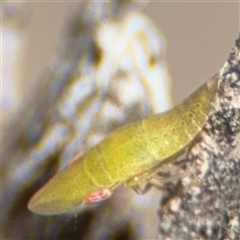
[[158, 35, 240, 240]]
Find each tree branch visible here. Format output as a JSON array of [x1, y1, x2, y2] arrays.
[[158, 35, 240, 240]]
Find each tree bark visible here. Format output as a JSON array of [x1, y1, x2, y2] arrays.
[[158, 35, 240, 240]]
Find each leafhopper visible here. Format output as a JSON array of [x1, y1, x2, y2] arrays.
[[28, 75, 218, 215]]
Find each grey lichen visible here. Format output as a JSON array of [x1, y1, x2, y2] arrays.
[[158, 35, 240, 239]]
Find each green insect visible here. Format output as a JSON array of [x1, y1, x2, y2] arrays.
[[28, 75, 218, 215]]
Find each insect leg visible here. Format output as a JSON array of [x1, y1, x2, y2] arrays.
[[157, 170, 171, 178], [130, 176, 166, 195], [147, 177, 165, 191], [131, 182, 153, 195]]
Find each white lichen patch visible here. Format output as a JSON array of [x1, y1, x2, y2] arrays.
[[169, 197, 181, 212]]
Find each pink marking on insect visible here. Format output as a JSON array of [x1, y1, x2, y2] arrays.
[[84, 189, 112, 204]]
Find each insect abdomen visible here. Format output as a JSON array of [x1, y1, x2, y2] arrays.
[[142, 76, 218, 161], [96, 121, 152, 182], [93, 75, 218, 183], [28, 76, 218, 215]]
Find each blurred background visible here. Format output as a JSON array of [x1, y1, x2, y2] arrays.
[[3, 1, 239, 114], [2, 1, 239, 239]]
